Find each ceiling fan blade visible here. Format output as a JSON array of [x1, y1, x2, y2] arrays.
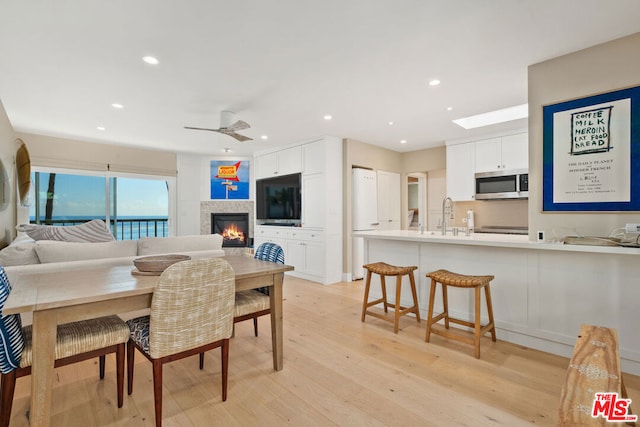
[[227, 132, 253, 142], [184, 115, 252, 141], [184, 126, 218, 132], [223, 120, 250, 132]]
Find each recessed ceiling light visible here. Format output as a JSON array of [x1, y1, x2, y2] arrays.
[[400, 140, 407, 144], [261, 135, 268, 140], [323, 115, 332, 120], [111, 103, 124, 109], [142, 56, 159, 65], [388, 121, 394, 126], [452, 103, 528, 129], [428, 79, 441, 86], [447, 107, 453, 111], [96, 126, 106, 131]]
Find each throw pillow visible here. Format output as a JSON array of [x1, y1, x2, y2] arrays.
[[0, 236, 40, 266], [0, 265, 24, 374], [17, 219, 115, 243]]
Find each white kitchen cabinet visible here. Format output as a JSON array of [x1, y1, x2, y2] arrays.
[[500, 132, 529, 170], [253, 226, 288, 253], [445, 142, 475, 201], [253, 136, 342, 285], [255, 226, 327, 282], [475, 132, 528, 173], [474, 137, 502, 173], [302, 139, 325, 174], [255, 145, 302, 179], [287, 230, 325, 279], [300, 139, 325, 229], [301, 172, 324, 229], [255, 151, 278, 179], [376, 170, 401, 230]]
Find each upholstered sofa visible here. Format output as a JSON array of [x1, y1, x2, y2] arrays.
[[1, 222, 227, 325], [0, 220, 226, 283]]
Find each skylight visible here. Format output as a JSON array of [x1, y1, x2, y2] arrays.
[[453, 104, 528, 129]]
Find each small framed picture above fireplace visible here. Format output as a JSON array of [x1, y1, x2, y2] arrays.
[[210, 160, 250, 200]]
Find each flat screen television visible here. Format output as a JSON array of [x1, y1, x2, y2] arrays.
[[256, 173, 302, 221]]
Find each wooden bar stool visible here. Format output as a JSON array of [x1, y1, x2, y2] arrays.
[[424, 269, 496, 358], [361, 262, 421, 333]]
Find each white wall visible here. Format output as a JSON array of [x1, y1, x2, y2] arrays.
[[175, 153, 253, 236]]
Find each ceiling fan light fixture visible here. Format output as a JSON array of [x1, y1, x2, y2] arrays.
[[219, 110, 236, 129]]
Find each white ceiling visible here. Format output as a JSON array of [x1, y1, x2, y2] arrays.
[[1, 1, 639, 157]]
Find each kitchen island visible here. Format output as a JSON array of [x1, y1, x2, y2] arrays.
[[353, 230, 640, 375]]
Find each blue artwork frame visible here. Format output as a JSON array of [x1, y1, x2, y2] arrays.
[[210, 160, 250, 200], [542, 85, 640, 211]]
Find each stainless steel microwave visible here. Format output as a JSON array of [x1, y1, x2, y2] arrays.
[[475, 169, 528, 200]]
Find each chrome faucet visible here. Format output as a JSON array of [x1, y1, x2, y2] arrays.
[[441, 197, 454, 235]]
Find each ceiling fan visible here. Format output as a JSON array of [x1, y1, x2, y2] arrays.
[[184, 110, 253, 142]]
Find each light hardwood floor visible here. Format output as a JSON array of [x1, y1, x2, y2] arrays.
[[7, 275, 640, 426]]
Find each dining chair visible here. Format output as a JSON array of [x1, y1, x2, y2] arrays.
[[0, 265, 129, 427], [233, 242, 285, 336], [126, 258, 235, 427]]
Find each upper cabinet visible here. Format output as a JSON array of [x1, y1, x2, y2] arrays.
[[300, 139, 325, 229], [475, 132, 528, 173], [500, 133, 529, 170], [302, 140, 325, 174], [446, 142, 476, 201], [255, 145, 302, 179]]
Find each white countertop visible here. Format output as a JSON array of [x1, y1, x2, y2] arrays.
[[353, 229, 640, 255]]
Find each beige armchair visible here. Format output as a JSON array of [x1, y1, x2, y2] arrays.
[[125, 258, 235, 427]]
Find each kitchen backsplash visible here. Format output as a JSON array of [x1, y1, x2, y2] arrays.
[[452, 199, 528, 228]]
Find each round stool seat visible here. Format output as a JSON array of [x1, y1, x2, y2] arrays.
[[426, 269, 494, 288], [364, 262, 417, 276]]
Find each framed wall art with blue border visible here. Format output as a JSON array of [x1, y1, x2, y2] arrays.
[[542, 85, 640, 211]]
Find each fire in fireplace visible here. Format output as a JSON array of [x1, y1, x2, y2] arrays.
[[211, 213, 249, 247]]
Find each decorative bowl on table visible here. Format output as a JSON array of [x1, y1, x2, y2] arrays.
[[133, 254, 191, 274]]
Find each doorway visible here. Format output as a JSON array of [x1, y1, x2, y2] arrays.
[[407, 172, 426, 230]]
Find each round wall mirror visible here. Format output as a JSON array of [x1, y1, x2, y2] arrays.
[[15, 139, 31, 206]]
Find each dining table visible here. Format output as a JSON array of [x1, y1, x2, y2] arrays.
[[3, 255, 293, 427]]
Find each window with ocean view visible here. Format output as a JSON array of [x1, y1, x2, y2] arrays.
[[30, 171, 170, 240]]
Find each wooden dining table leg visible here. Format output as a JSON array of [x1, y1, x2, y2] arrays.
[[269, 273, 284, 371], [31, 309, 57, 427]]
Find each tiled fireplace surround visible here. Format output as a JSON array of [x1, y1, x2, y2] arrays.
[[200, 201, 254, 254]]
